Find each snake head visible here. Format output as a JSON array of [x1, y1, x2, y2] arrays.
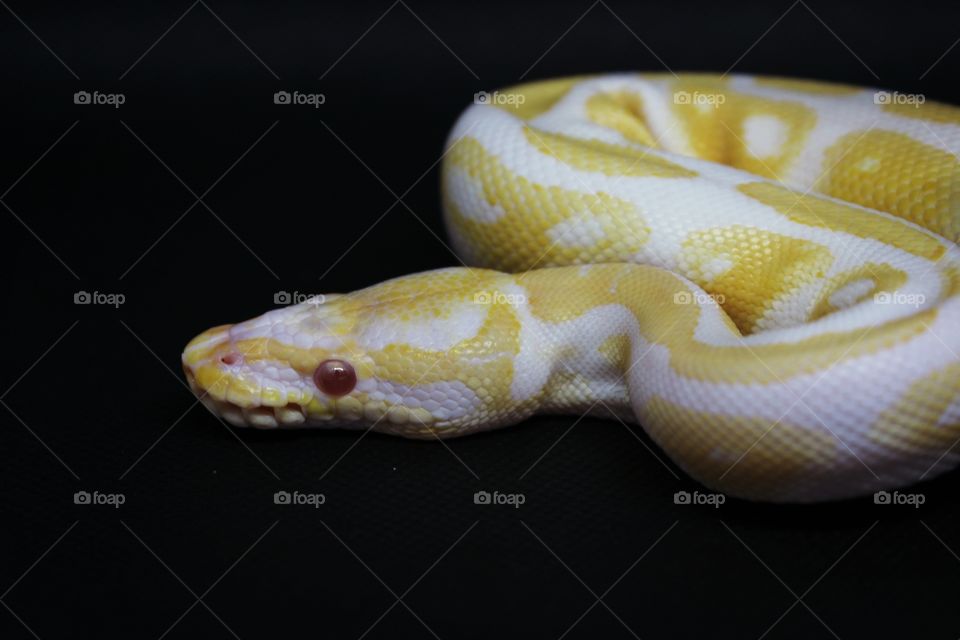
[[181, 293, 371, 429], [182, 268, 526, 435]]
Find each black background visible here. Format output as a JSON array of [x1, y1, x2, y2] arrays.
[[2, 1, 960, 638]]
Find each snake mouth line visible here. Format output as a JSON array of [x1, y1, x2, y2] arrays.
[[184, 368, 307, 429]]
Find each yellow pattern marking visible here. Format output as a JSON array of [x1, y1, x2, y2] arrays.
[[584, 90, 658, 147], [809, 263, 908, 321], [643, 395, 838, 500], [520, 264, 948, 385], [818, 130, 960, 242], [445, 137, 651, 270], [870, 362, 960, 455], [680, 225, 834, 334], [598, 333, 632, 369], [667, 77, 817, 179], [738, 181, 948, 261], [523, 127, 697, 178]]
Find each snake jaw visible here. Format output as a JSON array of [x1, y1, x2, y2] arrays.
[[182, 320, 331, 429]]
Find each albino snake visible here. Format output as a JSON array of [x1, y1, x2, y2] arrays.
[[183, 74, 960, 502]]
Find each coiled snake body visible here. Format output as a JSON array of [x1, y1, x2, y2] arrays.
[[183, 74, 960, 502]]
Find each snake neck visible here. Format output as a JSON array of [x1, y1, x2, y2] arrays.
[[498, 263, 701, 424]]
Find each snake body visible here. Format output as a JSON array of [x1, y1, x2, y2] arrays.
[[183, 74, 960, 502]]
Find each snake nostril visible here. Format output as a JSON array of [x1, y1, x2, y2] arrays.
[[220, 353, 241, 366]]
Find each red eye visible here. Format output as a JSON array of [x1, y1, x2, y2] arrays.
[[313, 359, 357, 396]]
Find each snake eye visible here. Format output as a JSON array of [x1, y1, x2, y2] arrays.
[[313, 359, 357, 396]]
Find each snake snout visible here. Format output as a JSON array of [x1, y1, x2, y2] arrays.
[[182, 325, 231, 380], [182, 323, 317, 430], [182, 324, 263, 426]]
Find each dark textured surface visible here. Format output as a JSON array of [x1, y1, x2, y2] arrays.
[[2, 1, 960, 638]]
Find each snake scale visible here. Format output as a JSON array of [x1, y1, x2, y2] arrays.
[[183, 74, 960, 502]]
